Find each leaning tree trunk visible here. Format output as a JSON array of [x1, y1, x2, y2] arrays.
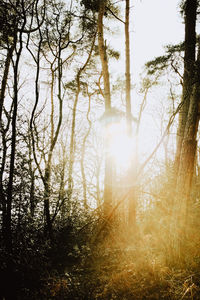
[[98, 0, 113, 216]]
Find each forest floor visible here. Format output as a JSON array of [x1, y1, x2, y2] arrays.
[[1, 217, 200, 299], [39, 225, 200, 299]]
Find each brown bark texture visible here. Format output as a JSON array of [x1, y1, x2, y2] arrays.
[[172, 0, 199, 260], [125, 0, 136, 228], [174, 0, 197, 176], [98, 0, 113, 216]]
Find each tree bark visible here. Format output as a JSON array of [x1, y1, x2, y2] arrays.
[[98, 0, 113, 216], [125, 0, 131, 136], [174, 0, 197, 177], [98, 1, 111, 111], [80, 87, 93, 209], [125, 0, 137, 228], [0, 44, 15, 125], [44, 51, 63, 239], [5, 21, 24, 250], [27, 131, 36, 218], [172, 40, 200, 260], [172, 0, 198, 261]]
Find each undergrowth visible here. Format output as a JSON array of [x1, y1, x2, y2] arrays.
[[1, 205, 200, 299], [43, 217, 200, 300]]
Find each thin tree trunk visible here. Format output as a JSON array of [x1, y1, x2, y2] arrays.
[[0, 43, 15, 240], [5, 22, 24, 250], [59, 148, 67, 220], [67, 35, 96, 205], [67, 75, 80, 204], [98, 0, 113, 215], [1, 108, 12, 239], [80, 87, 93, 209], [44, 50, 63, 239], [96, 162, 101, 207], [125, 0, 136, 228], [0, 44, 15, 125], [28, 132, 36, 218], [125, 0, 131, 136]]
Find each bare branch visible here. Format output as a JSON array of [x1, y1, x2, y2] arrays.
[[105, 6, 125, 24]]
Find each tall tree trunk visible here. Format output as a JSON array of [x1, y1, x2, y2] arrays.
[[172, 0, 198, 261], [0, 108, 12, 241], [0, 44, 15, 125], [80, 87, 93, 209], [172, 40, 200, 260], [28, 132, 36, 218], [67, 74, 80, 205], [4, 15, 25, 249], [59, 148, 67, 221], [44, 51, 63, 239], [96, 162, 101, 207], [43, 168, 53, 239], [0, 43, 16, 242], [174, 0, 197, 177], [6, 78, 18, 250], [125, 0, 131, 136], [98, 0, 113, 216], [125, 0, 136, 228]]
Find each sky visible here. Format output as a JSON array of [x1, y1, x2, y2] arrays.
[[109, 0, 185, 162], [132, 0, 184, 79], [131, 0, 184, 161], [111, 0, 184, 81]]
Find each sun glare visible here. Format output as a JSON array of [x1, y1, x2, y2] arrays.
[[107, 122, 134, 168]]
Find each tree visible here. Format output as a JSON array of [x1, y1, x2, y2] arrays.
[[67, 34, 96, 206], [124, 0, 137, 228], [97, 0, 113, 216], [174, 0, 197, 178], [80, 84, 97, 209], [28, 1, 74, 239], [172, 0, 199, 260], [2, 0, 27, 250], [0, 1, 16, 124]]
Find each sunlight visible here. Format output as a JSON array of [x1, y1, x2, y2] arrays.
[[107, 121, 134, 168]]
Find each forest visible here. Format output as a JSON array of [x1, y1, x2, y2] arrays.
[[1, 0, 200, 299]]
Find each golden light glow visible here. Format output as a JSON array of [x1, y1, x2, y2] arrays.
[[107, 121, 134, 168]]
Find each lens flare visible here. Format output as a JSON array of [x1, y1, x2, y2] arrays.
[[107, 122, 134, 168]]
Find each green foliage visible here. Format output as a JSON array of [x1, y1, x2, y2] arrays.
[[179, 0, 200, 16], [0, 205, 99, 299], [145, 54, 172, 75], [1, 189, 200, 299], [48, 218, 200, 299], [65, 80, 78, 93], [80, 0, 100, 12], [107, 48, 120, 60], [145, 42, 184, 76], [1, 0, 200, 299], [80, 0, 116, 17], [165, 42, 184, 54], [179, 0, 186, 16], [0, 2, 16, 46]]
